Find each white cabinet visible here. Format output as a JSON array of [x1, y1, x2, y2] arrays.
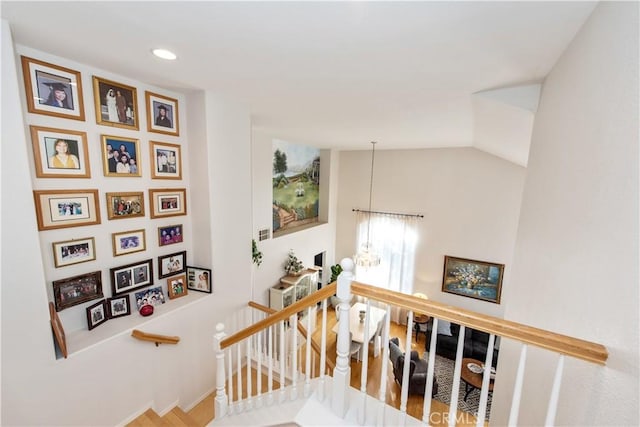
[[270, 269, 318, 312]]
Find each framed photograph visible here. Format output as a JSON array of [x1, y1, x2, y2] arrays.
[[33, 189, 100, 231], [92, 76, 139, 130], [21, 56, 85, 121], [158, 250, 186, 279], [48, 302, 68, 358], [150, 141, 182, 180], [52, 237, 96, 268], [167, 274, 188, 300], [112, 229, 146, 257], [86, 300, 108, 330], [106, 295, 131, 319], [187, 266, 212, 294], [134, 286, 165, 310], [29, 126, 91, 178], [441, 255, 505, 304], [158, 224, 183, 247], [52, 271, 103, 312], [106, 192, 145, 220], [110, 259, 153, 296], [100, 135, 141, 177], [149, 188, 187, 219], [146, 91, 179, 136]]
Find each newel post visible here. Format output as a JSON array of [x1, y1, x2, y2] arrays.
[[331, 258, 354, 418], [214, 323, 228, 420]]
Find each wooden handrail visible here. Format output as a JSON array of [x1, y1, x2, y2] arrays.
[[351, 282, 608, 365], [249, 301, 336, 373], [131, 329, 180, 346], [220, 283, 336, 349]]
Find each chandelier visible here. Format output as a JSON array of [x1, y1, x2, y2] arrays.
[[354, 141, 381, 267]]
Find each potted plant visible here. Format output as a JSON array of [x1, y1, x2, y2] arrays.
[[284, 249, 304, 276], [252, 239, 263, 267]]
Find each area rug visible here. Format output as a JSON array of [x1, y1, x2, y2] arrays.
[[431, 354, 492, 421]]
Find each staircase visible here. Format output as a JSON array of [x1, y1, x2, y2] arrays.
[[126, 394, 214, 426]]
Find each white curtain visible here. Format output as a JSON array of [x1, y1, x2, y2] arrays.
[[354, 211, 419, 322]]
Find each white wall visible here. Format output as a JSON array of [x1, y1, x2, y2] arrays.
[[1, 22, 254, 425], [336, 147, 526, 317], [491, 3, 639, 425]]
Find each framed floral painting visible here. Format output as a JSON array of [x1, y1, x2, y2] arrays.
[[441, 255, 504, 304]]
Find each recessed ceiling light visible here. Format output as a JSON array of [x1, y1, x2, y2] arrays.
[[152, 48, 177, 60]]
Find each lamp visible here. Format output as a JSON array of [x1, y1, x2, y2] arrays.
[[412, 292, 429, 318], [354, 141, 381, 267]]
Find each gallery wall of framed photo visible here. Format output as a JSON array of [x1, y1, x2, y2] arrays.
[[18, 45, 211, 356]]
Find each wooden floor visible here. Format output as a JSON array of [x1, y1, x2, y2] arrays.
[[128, 308, 485, 426]]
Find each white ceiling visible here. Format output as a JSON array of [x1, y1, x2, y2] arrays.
[[1, 1, 597, 163]]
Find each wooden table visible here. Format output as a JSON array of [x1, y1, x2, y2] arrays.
[[460, 357, 495, 401], [332, 302, 386, 359], [412, 314, 430, 342]]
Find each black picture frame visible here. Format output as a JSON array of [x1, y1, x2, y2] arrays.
[[186, 266, 212, 294], [86, 299, 108, 330], [52, 271, 103, 311], [107, 295, 131, 319], [110, 259, 153, 296], [157, 251, 186, 279]]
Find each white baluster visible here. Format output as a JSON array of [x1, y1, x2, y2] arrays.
[[268, 325, 274, 405], [448, 325, 466, 427], [318, 298, 328, 401], [236, 344, 243, 412], [399, 310, 414, 425], [291, 313, 298, 400], [246, 337, 252, 410], [331, 258, 354, 418], [544, 355, 565, 426], [256, 325, 263, 408], [305, 305, 312, 397], [213, 323, 228, 419], [508, 344, 528, 426], [377, 305, 391, 427], [279, 320, 286, 403], [359, 301, 372, 425], [422, 317, 439, 425], [476, 333, 496, 426], [227, 348, 234, 415]]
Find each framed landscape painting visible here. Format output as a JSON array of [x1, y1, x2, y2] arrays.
[[441, 255, 504, 304], [30, 126, 91, 178], [92, 76, 139, 130], [21, 56, 85, 121]]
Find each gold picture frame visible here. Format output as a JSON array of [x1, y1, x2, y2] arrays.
[[52, 237, 96, 268], [30, 126, 91, 178], [21, 56, 85, 121], [146, 91, 179, 136], [100, 134, 142, 177], [33, 189, 101, 231], [112, 229, 146, 257], [150, 141, 182, 180], [148, 188, 187, 219], [92, 76, 139, 130], [105, 191, 145, 220]]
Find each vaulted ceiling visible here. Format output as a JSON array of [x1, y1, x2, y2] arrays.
[[1, 1, 597, 165]]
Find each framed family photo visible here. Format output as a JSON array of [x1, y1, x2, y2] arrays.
[[149, 188, 187, 218], [33, 189, 101, 231], [110, 259, 153, 296], [107, 295, 131, 319], [86, 300, 107, 330], [21, 56, 85, 121], [52, 271, 103, 312], [52, 237, 96, 268], [146, 91, 179, 136], [158, 224, 183, 247], [112, 229, 146, 257], [106, 192, 145, 220], [49, 302, 68, 358], [441, 255, 505, 304], [187, 266, 212, 294], [92, 76, 139, 130], [158, 250, 186, 279], [134, 286, 165, 310], [150, 141, 182, 179], [167, 274, 188, 300], [101, 135, 141, 177], [30, 126, 91, 178]]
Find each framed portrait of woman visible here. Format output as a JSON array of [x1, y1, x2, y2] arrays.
[[21, 56, 85, 121], [30, 126, 91, 178], [92, 76, 139, 130]]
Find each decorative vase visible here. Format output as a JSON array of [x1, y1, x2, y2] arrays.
[[359, 310, 366, 323]]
